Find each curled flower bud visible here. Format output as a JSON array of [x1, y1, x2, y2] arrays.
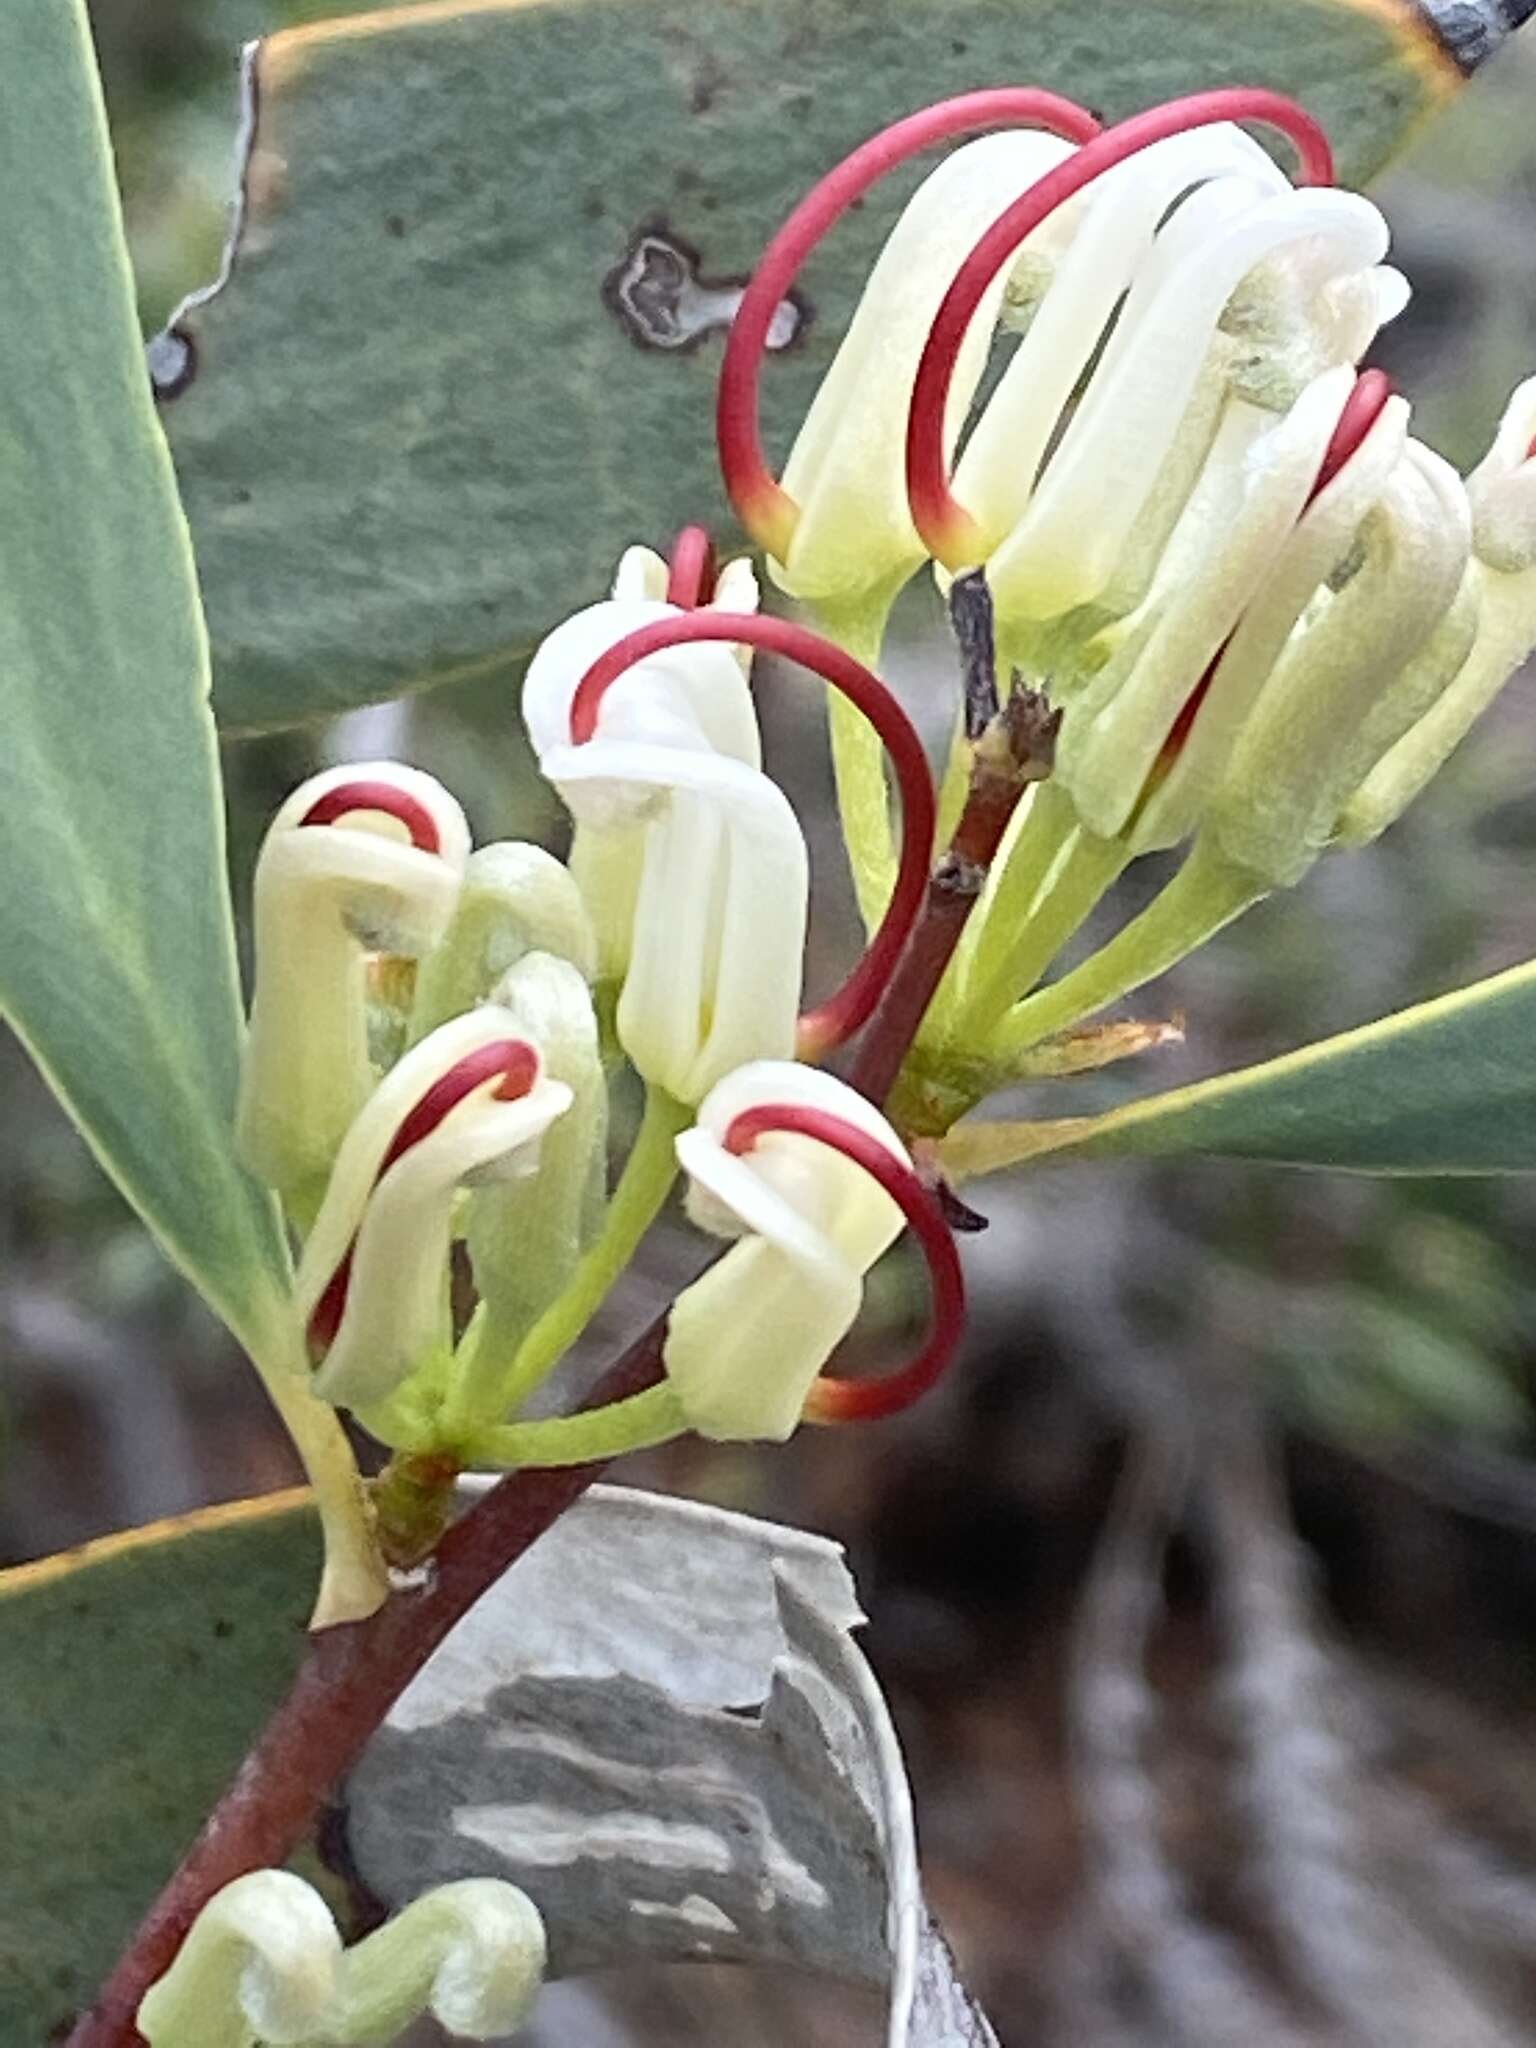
[[523, 566, 810, 1104], [137, 1870, 545, 2048], [296, 1009, 571, 1409], [665, 1062, 965, 1441], [717, 86, 1099, 638], [136, 1869, 340, 2047], [237, 764, 470, 1204]]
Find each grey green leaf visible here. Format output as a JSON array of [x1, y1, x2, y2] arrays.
[[0, 1493, 318, 2042], [0, 0, 292, 1359]]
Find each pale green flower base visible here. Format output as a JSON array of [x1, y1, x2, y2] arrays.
[[439, 1087, 690, 1455]]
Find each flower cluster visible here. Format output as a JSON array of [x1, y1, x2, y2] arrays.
[[238, 549, 961, 1474], [235, 82, 1536, 1525]]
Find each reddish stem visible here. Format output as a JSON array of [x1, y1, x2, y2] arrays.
[[307, 1038, 540, 1356], [665, 524, 718, 608], [65, 1336, 667, 2048], [907, 87, 1336, 565], [717, 87, 1101, 559], [568, 611, 936, 1054], [299, 779, 443, 854], [723, 1103, 965, 1420]]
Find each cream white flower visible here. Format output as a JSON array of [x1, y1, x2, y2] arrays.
[[968, 134, 1399, 629], [296, 1009, 570, 1408], [664, 1062, 907, 1441], [772, 128, 1077, 623], [523, 555, 809, 1104], [237, 763, 470, 1199], [1051, 366, 1474, 868], [768, 121, 1402, 645]]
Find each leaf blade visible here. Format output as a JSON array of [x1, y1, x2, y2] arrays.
[[0, 1493, 318, 2041], [0, 0, 293, 1358], [940, 954, 1536, 1178]]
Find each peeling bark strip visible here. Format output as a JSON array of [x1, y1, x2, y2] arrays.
[[602, 224, 808, 353], [1423, 0, 1536, 70]]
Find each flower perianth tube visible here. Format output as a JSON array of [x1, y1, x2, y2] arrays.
[[716, 86, 1100, 567], [571, 610, 936, 1055], [237, 764, 470, 1208], [296, 1013, 571, 1410], [525, 582, 809, 1103], [987, 836, 1265, 1059], [663, 1063, 962, 1440], [447, 1084, 690, 1443], [905, 87, 1337, 569], [463, 1380, 689, 1471], [723, 1102, 966, 1424]]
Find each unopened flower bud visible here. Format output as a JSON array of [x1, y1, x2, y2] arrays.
[[773, 129, 1078, 631], [137, 1870, 340, 2047], [237, 764, 470, 1204], [466, 951, 607, 1354], [974, 154, 1392, 632], [410, 840, 597, 1041]]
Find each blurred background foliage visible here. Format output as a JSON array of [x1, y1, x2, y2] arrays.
[[13, 6, 1536, 2040]]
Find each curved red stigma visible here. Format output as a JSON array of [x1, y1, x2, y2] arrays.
[[722, 1102, 965, 1422], [306, 1037, 540, 1360], [665, 525, 718, 608], [1311, 367, 1394, 500], [717, 87, 1102, 560], [298, 778, 443, 855], [907, 87, 1336, 567], [569, 612, 936, 1053]]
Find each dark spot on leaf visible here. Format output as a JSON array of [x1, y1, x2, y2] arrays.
[[213, 1617, 234, 1639], [385, 213, 406, 238], [950, 37, 968, 55], [146, 326, 196, 402], [689, 54, 729, 114], [582, 191, 605, 222], [602, 223, 809, 355]]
